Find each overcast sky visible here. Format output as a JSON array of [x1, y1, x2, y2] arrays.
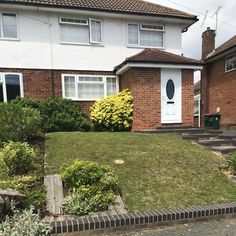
[[150, 0, 236, 59]]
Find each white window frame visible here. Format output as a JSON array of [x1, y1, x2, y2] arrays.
[[89, 18, 103, 44], [59, 17, 103, 45], [0, 72, 24, 102], [225, 53, 236, 72], [127, 22, 165, 49], [0, 12, 19, 40], [61, 74, 119, 101]]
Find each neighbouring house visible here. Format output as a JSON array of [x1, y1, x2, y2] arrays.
[[201, 27, 236, 129], [194, 80, 201, 127], [0, 0, 202, 131]]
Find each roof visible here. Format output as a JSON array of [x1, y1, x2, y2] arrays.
[[206, 35, 236, 61], [115, 48, 202, 74], [1, 0, 197, 20], [122, 48, 202, 65]]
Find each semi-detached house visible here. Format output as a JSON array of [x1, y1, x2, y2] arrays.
[[0, 0, 202, 131]]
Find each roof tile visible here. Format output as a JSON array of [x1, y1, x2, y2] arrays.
[[1, 0, 197, 19]]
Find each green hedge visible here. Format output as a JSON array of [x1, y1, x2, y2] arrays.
[[0, 103, 41, 142], [90, 89, 133, 131], [13, 97, 89, 133]]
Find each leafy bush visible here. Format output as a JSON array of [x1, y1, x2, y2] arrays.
[[61, 160, 118, 215], [13, 97, 89, 133], [0, 205, 51, 236], [229, 152, 236, 174], [0, 176, 46, 210], [90, 89, 133, 131], [64, 187, 116, 215], [61, 160, 118, 190], [0, 141, 38, 176], [0, 103, 41, 142]]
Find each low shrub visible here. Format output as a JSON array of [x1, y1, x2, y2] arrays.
[[61, 160, 118, 215], [61, 160, 118, 190], [229, 152, 236, 174], [0, 141, 38, 176], [90, 89, 133, 131], [13, 97, 89, 133], [0, 175, 46, 210], [64, 187, 116, 215], [0, 103, 41, 142], [0, 205, 51, 236]]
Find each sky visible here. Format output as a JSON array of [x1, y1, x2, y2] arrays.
[[148, 0, 236, 81]]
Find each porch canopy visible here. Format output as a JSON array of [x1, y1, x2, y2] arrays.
[[115, 48, 202, 75]]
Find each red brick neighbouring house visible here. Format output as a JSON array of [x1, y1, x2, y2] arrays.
[[201, 28, 236, 128]]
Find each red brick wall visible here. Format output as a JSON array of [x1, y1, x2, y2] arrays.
[[120, 68, 194, 131], [0, 68, 114, 117], [204, 58, 236, 127]]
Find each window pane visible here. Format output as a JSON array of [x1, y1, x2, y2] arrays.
[[226, 54, 236, 71], [64, 76, 75, 97], [106, 77, 117, 96], [90, 20, 102, 43], [78, 83, 104, 99], [0, 84, 3, 102], [5, 74, 20, 102], [128, 24, 138, 45], [2, 13, 17, 38], [61, 24, 89, 43], [140, 30, 163, 47]]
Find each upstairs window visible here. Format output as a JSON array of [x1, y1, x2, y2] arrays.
[[60, 17, 102, 44], [0, 73, 23, 102], [225, 53, 236, 72], [0, 13, 18, 39], [128, 23, 164, 48], [62, 75, 118, 101]]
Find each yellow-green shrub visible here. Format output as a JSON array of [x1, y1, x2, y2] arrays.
[[90, 89, 133, 131]]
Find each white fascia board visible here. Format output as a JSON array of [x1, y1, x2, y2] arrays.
[[0, 3, 195, 26], [116, 63, 203, 75]]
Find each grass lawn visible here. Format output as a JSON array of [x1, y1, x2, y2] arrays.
[[45, 132, 236, 212]]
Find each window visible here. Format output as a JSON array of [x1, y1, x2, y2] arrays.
[[60, 17, 102, 44], [128, 23, 164, 48], [225, 53, 236, 72], [0, 73, 23, 102], [62, 75, 118, 100], [0, 13, 18, 39]]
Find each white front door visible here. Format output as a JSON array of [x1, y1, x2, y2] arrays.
[[161, 69, 182, 124]]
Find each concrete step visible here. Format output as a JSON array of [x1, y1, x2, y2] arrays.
[[182, 133, 220, 140], [218, 134, 236, 140], [210, 146, 236, 154], [198, 139, 233, 146]]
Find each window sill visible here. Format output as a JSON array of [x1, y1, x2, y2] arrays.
[[0, 38, 19, 41], [127, 45, 164, 50], [225, 68, 236, 73], [60, 42, 104, 47]]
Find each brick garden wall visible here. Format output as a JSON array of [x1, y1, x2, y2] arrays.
[[120, 68, 194, 131]]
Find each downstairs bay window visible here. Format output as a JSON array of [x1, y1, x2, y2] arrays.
[[62, 75, 118, 101], [0, 73, 23, 102]]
